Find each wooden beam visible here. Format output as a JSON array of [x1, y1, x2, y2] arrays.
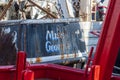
[[28, 0, 58, 19], [0, 0, 13, 20]]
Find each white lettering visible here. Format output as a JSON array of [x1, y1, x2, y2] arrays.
[[45, 41, 59, 53]]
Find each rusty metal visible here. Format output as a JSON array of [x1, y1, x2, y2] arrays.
[[0, 0, 13, 20], [1, 0, 120, 80], [28, 0, 58, 19], [36, 57, 42, 63], [0, 18, 85, 65], [60, 44, 64, 59]]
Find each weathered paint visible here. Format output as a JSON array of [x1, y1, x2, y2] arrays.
[[0, 19, 87, 64]]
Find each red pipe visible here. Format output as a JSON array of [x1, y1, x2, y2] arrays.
[[84, 47, 94, 76], [16, 51, 26, 80]]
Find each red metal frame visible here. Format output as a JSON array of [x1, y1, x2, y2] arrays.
[[92, 0, 120, 79], [16, 51, 26, 80], [0, 0, 120, 80]]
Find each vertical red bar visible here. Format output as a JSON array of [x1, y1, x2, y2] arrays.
[[88, 65, 100, 80], [16, 51, 26, 80], [94, 65, 100, 80], [85, 47, 94, 76], [23, 70, 34, 80], [92, 0, 120, 79]]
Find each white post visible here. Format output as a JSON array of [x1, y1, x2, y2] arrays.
[[80, 0, 91, 21]]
